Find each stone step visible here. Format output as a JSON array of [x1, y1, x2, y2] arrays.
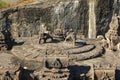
[[12, 50, 25, 59], [27, 51, 40, 59], [24, 52, 33, 57]]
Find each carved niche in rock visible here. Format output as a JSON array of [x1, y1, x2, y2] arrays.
[[53, 58, 62, 69]]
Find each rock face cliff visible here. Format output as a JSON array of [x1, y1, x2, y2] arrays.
[[0, 0, 119, 38]]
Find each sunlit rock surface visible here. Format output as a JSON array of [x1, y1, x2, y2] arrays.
[[0, 0, 120, 80], [0, 0, 118, 38]]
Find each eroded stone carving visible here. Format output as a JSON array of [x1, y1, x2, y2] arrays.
[[53, 28, 66, 40], [64, 29, 76, 46], [97, 35, 104, 40], [0, 0, 120, 80], [92, 64, 116, 80], [39, 24, 53, 44], [53, 58, 62, 69], [97, 35, 108, 48], [39, 33, 53, 44], [0, 31, 7, 51], [105, 14, 120, 50]]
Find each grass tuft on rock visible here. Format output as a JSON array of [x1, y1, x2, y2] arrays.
[[0, 0, 10, 8]]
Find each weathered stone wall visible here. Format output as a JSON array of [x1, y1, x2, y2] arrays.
[[0, 0, 117, 38], [96, 0, 114, 35]]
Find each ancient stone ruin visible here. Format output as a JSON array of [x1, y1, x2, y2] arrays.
[[0, 31, 7, 51], [92, 64, 116, 80], [0, 0, 120, 80], [105, 14, 120, 51]]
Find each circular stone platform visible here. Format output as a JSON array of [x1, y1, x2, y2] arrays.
[[11, 36, 104, 63]]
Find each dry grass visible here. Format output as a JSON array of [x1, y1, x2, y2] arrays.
[[0, 0, 70, 11], [0, 0, 10, 9], [0, 0, 36, 11]]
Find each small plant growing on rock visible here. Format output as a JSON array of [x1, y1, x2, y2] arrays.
[[0, 0, 10, 8]]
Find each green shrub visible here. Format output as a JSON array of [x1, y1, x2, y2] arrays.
[[0, 0, 10, 8]]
